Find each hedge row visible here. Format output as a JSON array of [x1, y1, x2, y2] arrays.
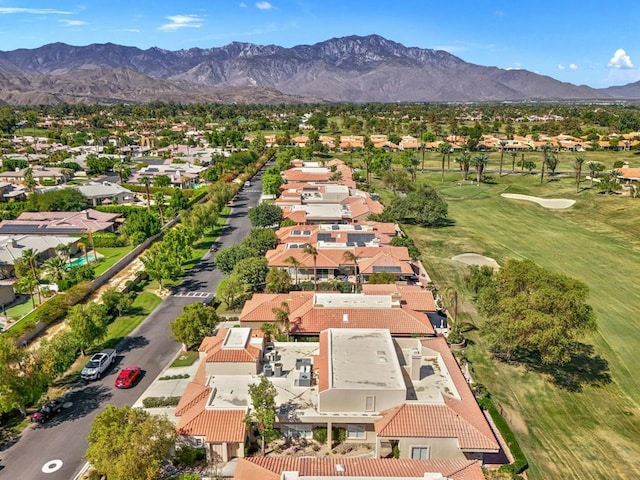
[[489, 403, 529, 474], [142, 396, 181, 408], [122, 183, 199, 197]]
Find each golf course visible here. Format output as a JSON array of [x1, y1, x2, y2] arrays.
[[403, 171, 640, 479]]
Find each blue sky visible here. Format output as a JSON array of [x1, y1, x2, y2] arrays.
[[1, 0, 639, 88]]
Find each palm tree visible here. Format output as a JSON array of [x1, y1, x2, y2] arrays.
[[455, 152, 472, 181], [438, 142, 451, 182], [20, 248, 41, 304], [499, 140, 507, 177], [77, 241, 89, 265], [55, 243, 71, 269], [140, 176, 151, 211], [510, 151, 517, 173], [471, 154, 489, 184], [342, 251, 362, 292], [586, 161, 602, 188], [574, 156, 585, 193], [303, 244, 318, 291], [154, 191, 165, 224], [42, 256, 66, 283], [112, 161, 129, 184], [271, 301, 290, 341], [284, 256, 301, 286]]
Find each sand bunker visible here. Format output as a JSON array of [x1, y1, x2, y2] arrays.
[[452, 253, 500, 269], [501, 193, 575, 209]]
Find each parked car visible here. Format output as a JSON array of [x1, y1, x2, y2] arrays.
[[244, 180, 251, 188], [81, 349, 116, 381], [31, 399, 64, 424], [114, 366, 142, 389]]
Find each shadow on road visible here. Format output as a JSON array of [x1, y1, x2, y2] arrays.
[[118, 335, 150, 353], [38, 384, 113, 429]]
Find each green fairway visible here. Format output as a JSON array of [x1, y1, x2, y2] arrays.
[[403, 172, 640, 480]]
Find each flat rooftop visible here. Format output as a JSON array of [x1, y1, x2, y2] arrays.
[[328, 329, 405, 391], [313, 293, 394, 309], [223, 327, 251, 349], [206, 375, 254, 409]]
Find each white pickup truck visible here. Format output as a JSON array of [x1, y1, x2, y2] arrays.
[[81, 349, 116, 381]]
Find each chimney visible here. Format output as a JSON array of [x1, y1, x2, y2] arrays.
[[342, 313, 349, 323], [391, 292, 402, 307], [411, 347, 422, 381]]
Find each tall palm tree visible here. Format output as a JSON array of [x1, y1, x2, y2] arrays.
[[456, 152, 472, 181], [271, 301, 290, 341], [154, 191, 165, 224], [511, 151, 518, 173], [499, 140, 507, 177], [574, 156, 585, 193], [438, 142, 451, 182], [20, 248, 41, 304], [284, 256, 301, 286], [471, 154, 489, 184], [303, 244, 318, 291], [140, 176, 151, 211], [77, 241, 89, 265], [342, 251, 362, 292]]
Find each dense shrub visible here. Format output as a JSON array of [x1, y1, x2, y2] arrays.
[[34, 295, 69, 325], [90, 232, 129, 247], [62, 281, 92, 305], [172, 446, 206, 467], [96, 205, 148, 217], [142, 396, 181, 408], [313, 427, 328, 444]]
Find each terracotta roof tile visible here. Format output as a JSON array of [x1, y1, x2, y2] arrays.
[[177, 408, 246, 443], [234, 457, 484, 480], [362, 285, 437, 312], [374, 403, 498, 452], [205, 344, 261, 363], [174, 381, 211, 417], [315, 330, 329, 392]]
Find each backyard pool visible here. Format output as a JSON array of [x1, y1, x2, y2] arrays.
[[68, 253, 101, 268]]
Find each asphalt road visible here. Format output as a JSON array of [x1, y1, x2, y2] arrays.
[[0, 168, 267, 480]]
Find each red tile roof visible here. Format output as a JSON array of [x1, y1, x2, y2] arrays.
[[315, 330, 329, 392], [374, 403, 498, 452], [362, 284, 437, 312], [177, 408, 247, 443], [234, 457, 485, 480], [240, 292, 315, 323]]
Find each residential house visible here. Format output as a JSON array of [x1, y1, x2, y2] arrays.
[[0, 209, 121, 236], [234, 457, 485, 480], [71, 181, 135, 206], [130, 163, 205, 188], [0, 234, 80, 304], [275, 222, 399, 247], [0, 167, 71, 187]]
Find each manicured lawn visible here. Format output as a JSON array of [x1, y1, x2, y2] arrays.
[[400, 170, 640, 479], [94, 246, 134, 277], [170, 350, 199, 367], [98, 291, 162, 350], [4, 295, 35, 320]]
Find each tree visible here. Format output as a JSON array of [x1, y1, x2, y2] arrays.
[[112, 161, 131, 184], [342, 251, 361, 292], [243, 227, 278, 255], [101, 287, 134, 318], [455, 151, 472, 180], [245, 376, 277, 456], [401, 151, 420, 183], [122, 210, 161, 244], [153, 175, 171, 187], [14, 273, 39, 309], [86, 405, 175, 480], [265, 268, 292, 293], [380, 186, 449, 227], [42, 256, 67, 283], [20, 248, 41, 304], [248, 203, 283, 228], [438, 142, 451, 181], [367, 272, 397, 284], [303, 244, 318, 291], [498, 140, 507, 177], [214, 244, 256, 275], [471, 153, 489, 183], [23, 167, 36, 192], [171, 303, 220, 350], [26, 188, 88, 212], [574, 155, 585, 192], [510, 151, 517, 173], [262, 170, 284, 195], [216, 273, 249, 310], [232, 257, 269, 292], [141, 242, 183, 291], [55, 242, 72, 269], [478, 259, 596, 365], [38, 331, 79, 378], [140, 176, 152, 211], [284, 256, 302, 285], [272, 301, 290, 341], [67, 303, 109, 355], [0, 336, 47, 415], [586, 161, 604, 188], [598, 172, 622, 195], [170, 188, 189, 212], [154, 191, 166, 224]]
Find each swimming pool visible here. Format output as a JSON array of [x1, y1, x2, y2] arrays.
[[68, 253, 101, 268]]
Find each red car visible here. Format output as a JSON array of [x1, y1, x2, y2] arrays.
[[114, 366, 141, 389]]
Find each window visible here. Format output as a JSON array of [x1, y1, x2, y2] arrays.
[[346, 425, 366, 439], [411, 447, 429, 460], [283, 424, 312, 439], [365, 395, 375, 412]]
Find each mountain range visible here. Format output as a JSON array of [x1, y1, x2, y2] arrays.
[[0, 34, 639, 105]]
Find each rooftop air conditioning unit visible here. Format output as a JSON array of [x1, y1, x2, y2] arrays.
[[263, 364, 273, 377], [298, 371, 311, 387]]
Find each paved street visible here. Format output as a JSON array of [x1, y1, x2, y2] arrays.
[[0, 167, 267, 480]]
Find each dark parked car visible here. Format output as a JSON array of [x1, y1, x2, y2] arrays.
[[114, 366, 142, 389], [31, 399, 64, 424]]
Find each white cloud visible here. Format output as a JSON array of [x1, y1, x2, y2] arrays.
[[239, 2, 247, 7], [608, 49, 634, 69], [59, 19, 86, 27], [256, 2, 273, 10], [493, 10, 506, 17], [569, 63, 578, 70], [120, 28, 140, 33], [0, 7, 72, 15], [158, 14, 203, 31], [558, 64, 565, 70]]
